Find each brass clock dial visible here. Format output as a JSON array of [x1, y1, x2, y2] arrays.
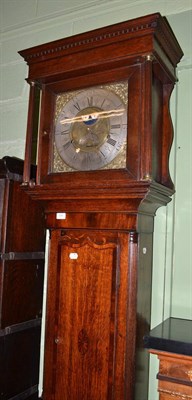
[[53, 81, 128, 172]]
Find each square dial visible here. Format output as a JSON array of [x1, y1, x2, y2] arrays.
[[52, 81, 128, 172]]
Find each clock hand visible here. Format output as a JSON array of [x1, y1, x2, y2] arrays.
[[60, 109, 125, 125]]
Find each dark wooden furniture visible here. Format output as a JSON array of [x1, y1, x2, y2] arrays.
[[19, 13, 183, 400], [144, 318, 192, 399], [0, 157, 45, 399]]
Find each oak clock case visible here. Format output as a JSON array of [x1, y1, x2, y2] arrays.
[[19, 13, 183, 400]]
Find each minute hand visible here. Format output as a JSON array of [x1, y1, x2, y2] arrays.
[[60, 108, 125, 125]]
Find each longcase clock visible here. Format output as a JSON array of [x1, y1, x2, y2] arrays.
[[19, 13, 183, 400]]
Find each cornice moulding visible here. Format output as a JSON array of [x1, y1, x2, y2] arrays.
[[19, 13, 183, 79]]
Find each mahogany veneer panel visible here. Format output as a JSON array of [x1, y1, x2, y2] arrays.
[[156, 352, 192, 399]]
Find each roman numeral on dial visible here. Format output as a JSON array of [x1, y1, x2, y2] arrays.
[[87, 96, 93, 107], [107, 137, 117, 146], [60, 129, 70, 135], [63, 141, 72, 150], [73, 102, 81, 111], [111, 124, 120, 129]]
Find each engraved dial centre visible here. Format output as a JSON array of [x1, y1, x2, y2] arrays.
[[71, 107, 109, 152]]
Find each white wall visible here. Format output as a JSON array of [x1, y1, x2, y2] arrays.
[[0, 1, 192, 399]]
